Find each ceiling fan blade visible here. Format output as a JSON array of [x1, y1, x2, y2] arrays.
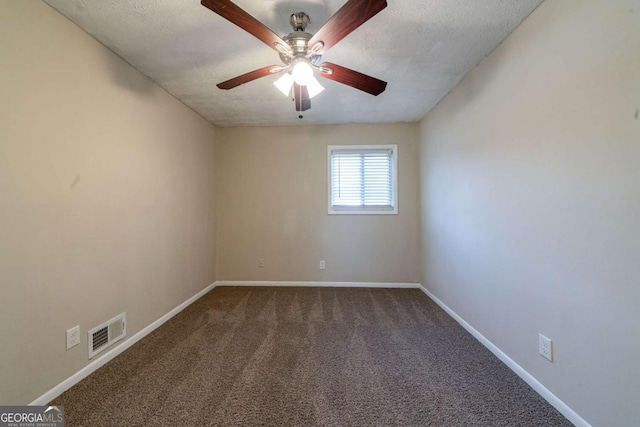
[[217, 65, 282, 90], [318, 62, 387, 96], [201, 0, 286, 52], [308, 0, 387, 52], [294, 84, 311, 111]]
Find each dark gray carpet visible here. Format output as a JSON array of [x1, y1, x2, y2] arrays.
[[52, 287, 571, 426]]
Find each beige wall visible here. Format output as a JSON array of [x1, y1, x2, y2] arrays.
[[419, 1, 640, 425], [0, 1, 217, 404], [216, 124, 421, 283]]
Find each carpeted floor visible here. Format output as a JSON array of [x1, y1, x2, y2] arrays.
[[51, 286, 572, 426]]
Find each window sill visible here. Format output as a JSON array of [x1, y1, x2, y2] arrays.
[[328, 207, 398, 215]]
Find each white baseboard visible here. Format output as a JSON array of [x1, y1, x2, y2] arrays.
[[29, 282, 217, 406], [417, 284, 590, 427], [215, 280, 421, 289]]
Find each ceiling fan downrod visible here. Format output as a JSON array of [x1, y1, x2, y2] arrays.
[[290, 12, 310, 32]]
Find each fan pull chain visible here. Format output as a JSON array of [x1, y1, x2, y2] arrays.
[[297, 84, 303, 119]]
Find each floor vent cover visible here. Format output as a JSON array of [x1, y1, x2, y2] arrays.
[[88, 313, 126, 359]]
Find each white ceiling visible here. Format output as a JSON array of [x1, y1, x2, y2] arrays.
[[43, 0, 542, 127]]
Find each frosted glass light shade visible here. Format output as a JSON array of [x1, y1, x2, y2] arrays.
[[306, 76, 325, 99], [273, 73, 293, 96]]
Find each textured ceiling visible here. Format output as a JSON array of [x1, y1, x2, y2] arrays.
[[43, 0, 542, 127]]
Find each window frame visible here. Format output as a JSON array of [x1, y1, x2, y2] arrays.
[[327, 144, 398, 215]]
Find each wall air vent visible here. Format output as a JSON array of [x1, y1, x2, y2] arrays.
[[88, 312, 126, 359]]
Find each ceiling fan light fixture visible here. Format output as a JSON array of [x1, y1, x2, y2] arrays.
[[291, 58, 314, 86], [274, 73, 294, 96]]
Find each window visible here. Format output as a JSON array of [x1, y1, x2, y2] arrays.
[[328, 145, 398, 214]]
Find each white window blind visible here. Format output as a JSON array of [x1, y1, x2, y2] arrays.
[[328, 145, 398, 214]]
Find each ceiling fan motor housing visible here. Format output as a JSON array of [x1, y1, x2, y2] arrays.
[[279, 13, 322, 67]]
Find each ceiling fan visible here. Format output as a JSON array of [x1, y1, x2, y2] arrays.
[[201, 0, 388, 116]]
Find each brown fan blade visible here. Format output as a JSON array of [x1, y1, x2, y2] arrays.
[[201, 0, 286, 51], [294, 84, 311, 111], [318, 62, 387, 96], [308, 0, 387, 52], [217, 65, 282, 90]]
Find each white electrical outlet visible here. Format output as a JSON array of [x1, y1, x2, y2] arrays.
[[539, 333, 553, 362], [66, 325, 80, 350], [258, 258, 265, 268], [319, 260, 326, 270]]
